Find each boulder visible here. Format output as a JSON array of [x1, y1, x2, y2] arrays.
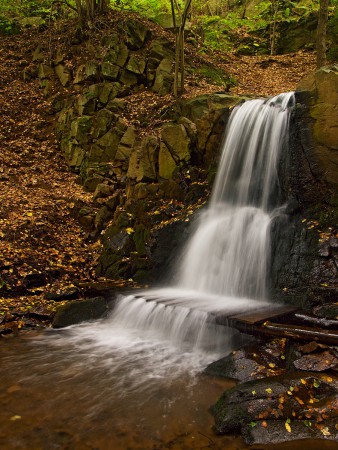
[[158, 142, 177, 179], [161, 123, 191, 163], [126, 54, 146, 75], [52, 297, 114, 328], [125, 19, 150, 50], [152, 58, 173, 95], [98, 82, 121, 105], [88, 122, 126, 163], [115, 127, 136, 161], [74, 60, 100, 84], [101, 62, 120, 80], [54, 64, 71, 87], [212, 372, 338, 444], [127, 136, 159, 182], [297, 65, 338, 187]]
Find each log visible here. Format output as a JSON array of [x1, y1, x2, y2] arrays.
[[294, 312, 338, 329], [222, 319, 338, 346]]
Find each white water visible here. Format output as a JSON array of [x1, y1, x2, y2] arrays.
[[17, 93, 295, 411], [177, 92, 295, 300]]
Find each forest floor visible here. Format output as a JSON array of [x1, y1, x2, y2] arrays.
[[0, 24, 316, 334]]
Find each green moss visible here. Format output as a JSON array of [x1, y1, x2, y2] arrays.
[[196, 65, 237, 88]]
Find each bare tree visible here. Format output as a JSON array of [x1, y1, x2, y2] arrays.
[[75, 0, 109, 20], [317, 0, 329, 68], [171, 0, 192, 97], [270, 0, 279, 55]]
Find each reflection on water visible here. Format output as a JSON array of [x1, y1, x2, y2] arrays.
[[0, 299, 337, 450]]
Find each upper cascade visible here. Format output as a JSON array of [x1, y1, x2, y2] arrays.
[[211, 92, 295, 211], [176, 92, 295, 300]]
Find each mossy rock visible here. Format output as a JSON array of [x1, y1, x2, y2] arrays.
[[52, 297, 114, 328]]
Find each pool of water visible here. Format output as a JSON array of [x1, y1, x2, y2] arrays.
[[0, 304, 337, 450]]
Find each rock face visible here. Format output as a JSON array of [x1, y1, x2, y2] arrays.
[[297, 65, 338, 187], [270, 66, 338, 315]]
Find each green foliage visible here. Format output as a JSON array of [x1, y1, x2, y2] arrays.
[[0, 0, 56, 35], [195, 65, 237, 87]]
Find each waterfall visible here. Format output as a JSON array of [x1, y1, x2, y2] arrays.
[[177, 92, 295, 300], [44, 93, 296, 377]]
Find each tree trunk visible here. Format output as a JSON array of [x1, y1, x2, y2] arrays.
[[270, 0, 279, 56], [316, 0, 329, 68]]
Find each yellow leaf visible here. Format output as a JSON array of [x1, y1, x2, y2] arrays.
[[10, 415, 21, 421], [295, 396, 304, 405], [285, 422, 292, 433], [125, 227, 134, 235], [300, 379, 306, 385], [27, 212, 33, 217], [265, 388, 272, 394], [321, 427, 330, 436], [268, 363, 275, 368]]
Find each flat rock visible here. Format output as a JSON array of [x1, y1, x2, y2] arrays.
[[293, 350, 338, 372]]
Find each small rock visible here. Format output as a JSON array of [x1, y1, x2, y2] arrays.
[[293, 351, 338, 372], [45, 286, 80, 301]]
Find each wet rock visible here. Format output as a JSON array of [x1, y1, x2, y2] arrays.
[[52, 296, 114, 328], [28, 307, 54, 321], [205, 339, 287, 383], [293, 351, 338, 372], [313, 303, 338, 320], [45, 286, 80, 301], [205, 349, 260, 382], [212, 372, 338, 439], [299, 341, 326, 354], [24, 272, 46, 288], [242, 418, 338, 445]]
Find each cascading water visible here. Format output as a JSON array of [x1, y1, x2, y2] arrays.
[[177, 92, 295, 300]]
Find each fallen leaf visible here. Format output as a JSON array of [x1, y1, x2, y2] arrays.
[[10, 415, 21, 421]]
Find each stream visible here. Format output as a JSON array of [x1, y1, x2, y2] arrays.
[[1, 314, 337, 450]]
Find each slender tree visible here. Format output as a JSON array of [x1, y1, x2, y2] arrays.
[[171, 0, 192, 97], [317, 0, 329, 68], [270, 0, 279, 55], [74, 0, 109, 19]]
